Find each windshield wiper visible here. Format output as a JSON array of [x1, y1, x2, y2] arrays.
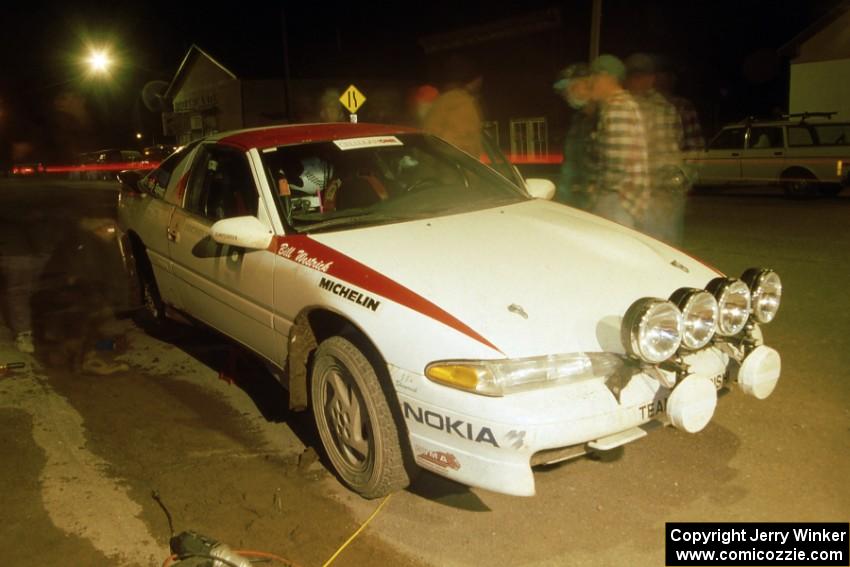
[[294, 212, 411, 233]]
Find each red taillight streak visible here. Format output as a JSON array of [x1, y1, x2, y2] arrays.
[[44, 161, 160, 174]]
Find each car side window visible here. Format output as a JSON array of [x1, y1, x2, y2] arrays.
[[709, 128, 745, 150], [184, 145, 258, 221], [787, 126, 814, 147], [141, 142, 197, 198], [747, 127, 783, 149], [814, 125, 850, 146]]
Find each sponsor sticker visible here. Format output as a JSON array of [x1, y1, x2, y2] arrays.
[[333, 136, 403, 151], [318, 276, 381, 312], [418, 450, 461, 471], [403, 402, 499, 447], [505, 430, 528, 450]]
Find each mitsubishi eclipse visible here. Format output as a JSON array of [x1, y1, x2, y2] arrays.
[[116, 123, 783, 498]]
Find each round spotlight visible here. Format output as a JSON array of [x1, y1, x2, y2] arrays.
[[621, 298, 683, 364], [742, 268, 782, 324], [670, 288, 718, 350], [706, 278, 751, 336]]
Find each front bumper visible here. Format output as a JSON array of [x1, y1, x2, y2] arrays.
[[393, 344, 780, 497]]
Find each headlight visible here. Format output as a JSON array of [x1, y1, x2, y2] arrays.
[[621, 298, 683, 363], [425, 352, 623, 396], [742, 268, 782, 323], [670, 288, 718, 350], [707, 278, 751, 336]]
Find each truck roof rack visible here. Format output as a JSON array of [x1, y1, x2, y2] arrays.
[[780, 111, 837, 121]]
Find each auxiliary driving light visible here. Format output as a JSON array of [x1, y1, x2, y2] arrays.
[[670, 288, 718, 350], [621, 298, 683, 364], [741, 268, 782, 324], [706, 278, 751, 336]]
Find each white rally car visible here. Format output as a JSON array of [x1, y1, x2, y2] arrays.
[[116, 123, 783, 498]]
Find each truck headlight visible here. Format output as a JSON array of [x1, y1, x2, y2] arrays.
[[742, 268, 782, 323], [425, 352, 623, 396], [621, 298, 683, 363], [707, 278, 751, 336], [670, 288, 718, 350]]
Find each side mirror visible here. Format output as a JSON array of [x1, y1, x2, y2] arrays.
[[117, 169, 143, 193], [525, 178, 556, 200], [209, 216, 273, 250]]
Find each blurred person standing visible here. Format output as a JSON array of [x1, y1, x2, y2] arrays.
[[624, 53, 686, 245], [0, 212, 47, 353], [406, 84, 440, 127], [553, 63, 597, 208], [655, 60, 705, 152], [423, 57, 484, 158], [584, 55, 649, 229], [318, 88, 344, 123]]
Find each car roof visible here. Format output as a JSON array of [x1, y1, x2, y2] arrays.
[[214, 122, 419, 151], [722, 118, 849, 128]]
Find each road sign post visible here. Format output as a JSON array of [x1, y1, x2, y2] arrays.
[[339, 85, 366, 123]]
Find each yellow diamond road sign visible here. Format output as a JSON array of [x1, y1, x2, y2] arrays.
[[340, 85, 366, 114]]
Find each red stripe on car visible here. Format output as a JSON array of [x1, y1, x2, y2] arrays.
[[269, 235, 503, 354]]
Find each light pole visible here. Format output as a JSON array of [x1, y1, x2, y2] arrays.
[[589, 0, 602, 62]]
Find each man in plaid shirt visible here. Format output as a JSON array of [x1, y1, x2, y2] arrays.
[[625, 53, 686, 244], [585, 55, 650, 229]]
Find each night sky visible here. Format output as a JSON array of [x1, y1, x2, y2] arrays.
[[0, 0, 843, 163]]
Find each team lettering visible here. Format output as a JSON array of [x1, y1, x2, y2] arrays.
[[277, 243, 334, 273], [318, 277, 381, 312], [403, 403, 499, 447], [710, 374, 725, 389], [639, 398, 667, 420]]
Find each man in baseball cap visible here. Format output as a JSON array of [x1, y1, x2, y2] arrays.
[[584, 54, 650, 229], [553, 62, 596, 207], [590, 54, 627, 83], [553, 62, 593, 110]]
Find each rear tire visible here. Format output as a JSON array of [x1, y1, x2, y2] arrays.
[[133, 248, 167, 328], [311, 336, 412, 498], [781, 170, 817, 199]]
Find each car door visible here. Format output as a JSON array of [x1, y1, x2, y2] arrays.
[[741, 126, 785, 185], [127, 145, 200, 312], [696, 127, 746, 185], [167, 143, 278, 362]]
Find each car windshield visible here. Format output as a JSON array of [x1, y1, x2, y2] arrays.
[[259, 133, 529, 233]]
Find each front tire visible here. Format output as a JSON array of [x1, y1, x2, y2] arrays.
[[311, 336, 412, 498]]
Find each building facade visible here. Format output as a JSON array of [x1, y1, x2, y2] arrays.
[[781, 3, 850, 121]]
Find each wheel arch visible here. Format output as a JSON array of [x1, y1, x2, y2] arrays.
[[286, 306, 390, 411], [780, 166, 820, 198], [779, 165, 818, 183]]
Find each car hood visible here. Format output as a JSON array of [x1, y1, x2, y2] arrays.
[[312, 199, 721, 358]]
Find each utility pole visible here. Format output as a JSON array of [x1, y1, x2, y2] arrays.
[[282, 8, 292, 123], [589, 0, 602, 62]]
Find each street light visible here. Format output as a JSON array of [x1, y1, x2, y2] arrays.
[[86, 48, 112, 75]]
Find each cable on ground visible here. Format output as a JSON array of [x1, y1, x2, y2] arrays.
[[322, 493, 392, 567]]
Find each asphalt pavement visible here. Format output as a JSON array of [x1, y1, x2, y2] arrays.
[[1, 178, 848, 566]]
